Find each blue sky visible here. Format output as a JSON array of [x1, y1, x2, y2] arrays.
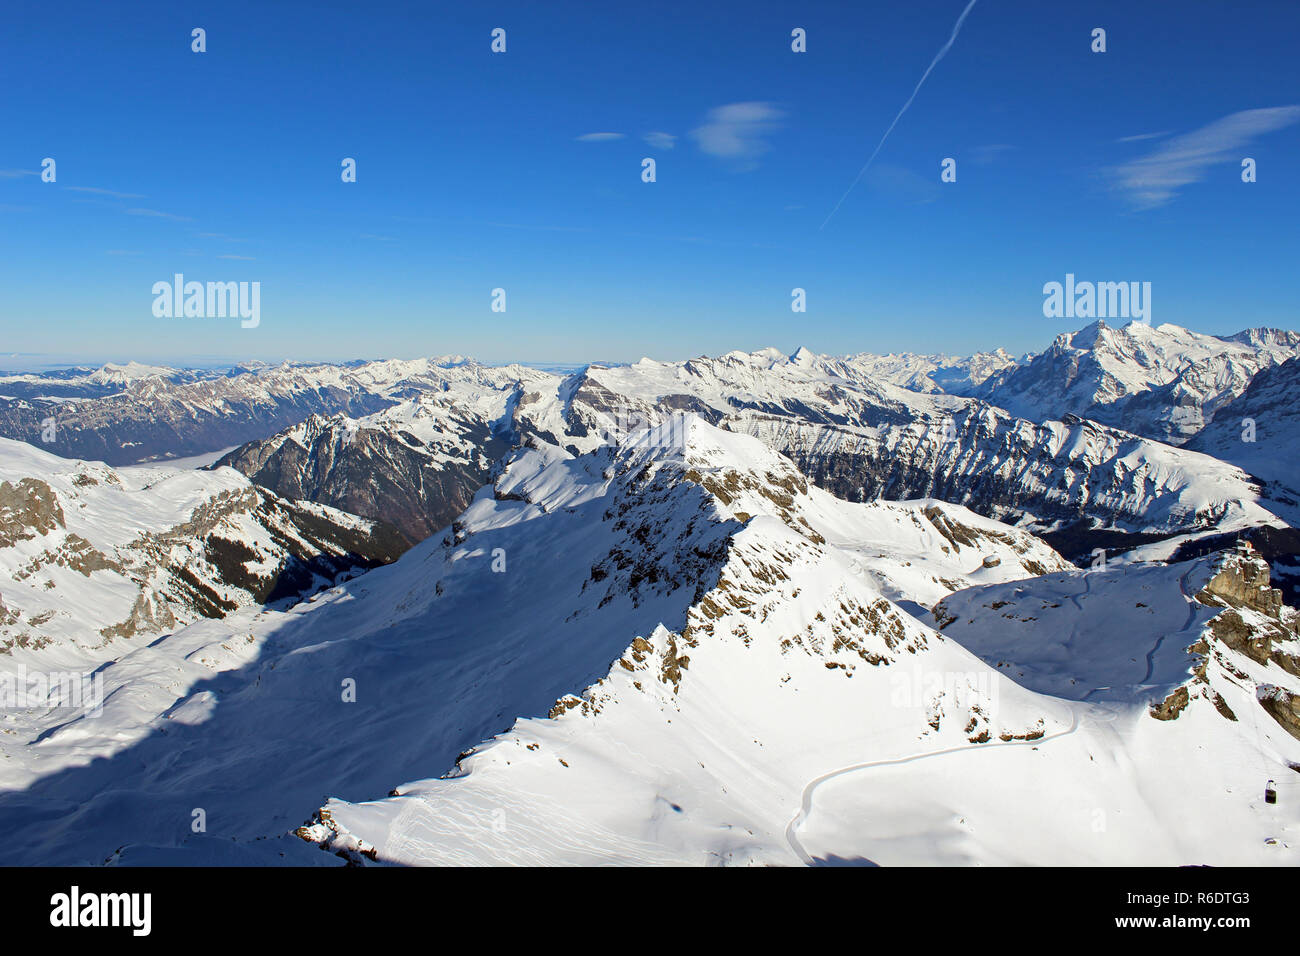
[[1, 0, 1298, 367]]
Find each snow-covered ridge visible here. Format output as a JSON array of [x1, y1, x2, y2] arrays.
[[0, 437, 404, 659], [1185, 356, 1300, 489], [511, 349, 1288, 545], [976, 320, 1300, 445], [0, 419, 1065, 863]]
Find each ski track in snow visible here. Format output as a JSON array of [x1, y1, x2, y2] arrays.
[[1139, 565, 1206, 685], [784, 704, 1086, 866], [1067, 570, 1093, 611]]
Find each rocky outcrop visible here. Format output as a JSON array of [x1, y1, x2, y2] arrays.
[[1156, 543, 1300, 738], [1198, 543, 1287, 617], [0, 478, 65, 546]]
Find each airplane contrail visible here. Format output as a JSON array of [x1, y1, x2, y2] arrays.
[[820, 0, 980, 230]]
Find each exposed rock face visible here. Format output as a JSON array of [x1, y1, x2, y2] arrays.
[[725, 408, 1269, 542], [1258, 686, 1300, 741], [0, 439, 407, 654], [0, 478, 66, 546], [1172, 543, 1300, 738], [1195, 543, 1297, 676], [1199, 543, 1287, 617], [511, 355, 1281, 552], [217, 409, 509, 547], [1150, 686, 1191, 721]]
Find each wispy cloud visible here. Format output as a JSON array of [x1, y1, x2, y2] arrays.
[[480, 221, 593, 234], [66, 186, 145, 199], [1109, 106, 1300, 209], [126, 207, 193, 221], [867, 163, 941, 205], [968, 143, 1014, 166], [575, 132, 625, 142], [1115, 131, 1170, 144], [691, 102, 784, 169], [643, 131, 676, 150], [0, 169, 37, 178]]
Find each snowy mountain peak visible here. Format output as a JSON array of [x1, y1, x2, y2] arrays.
[[788, 345, 817, 366], [88, 361, 175, 386], [1226, 327, 1300, 350], [981, 319, 1300, 446]]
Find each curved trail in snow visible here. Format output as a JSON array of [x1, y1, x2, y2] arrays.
[[784, 705, 1087, 866], [784, 564, 1212, 864], [1142, 567, 1203, 684], [1067, 570, 1093, 611]]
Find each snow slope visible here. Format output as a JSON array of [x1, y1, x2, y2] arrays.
[[305, 426, 1297, 866], [1185, 356, 1300, 491], [5, 418, 1285, 866], [0, 418, 1068, 864], [0, 437, 404, 657]]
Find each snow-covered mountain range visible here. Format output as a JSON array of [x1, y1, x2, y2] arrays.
[[1, 320, 1297, 866], [1, 418, 1294, 865], [0, 357, 546, 466], [179, 335, 1292, 563], [973, 321, 1300, 445], [838, 347, 1022, 394], [7, 320, 1296, 466]]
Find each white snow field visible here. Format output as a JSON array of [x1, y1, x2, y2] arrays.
[[0, 418, 1295, 865]]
